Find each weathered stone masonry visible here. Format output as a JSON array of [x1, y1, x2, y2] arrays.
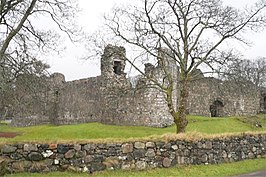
[[9, 45, 264, 127], [0, 134, 265, 173], [188, 77, 260, 117], [11, 45, 178, 127]]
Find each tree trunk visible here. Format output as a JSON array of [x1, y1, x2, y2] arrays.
[[165, 83, 188, 134], [176, 79, 189, 133]]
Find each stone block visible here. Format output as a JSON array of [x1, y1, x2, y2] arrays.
[[171, 145, 178, 150], [42, 150, 53, 158], [65, 150, 75, 159], [103, 157, 120, 169], [28, 152, 43, 161], [84, 155, 93, 163], [90, 163, 106, 172], [10, 153, 22, 160], [57, 144, 69, 154], [222, 151, 227, 158], [75, 150, 86, 158], [177, 156, 185, 164], [93, 155, 104, 162], [136, 161, 147, 170], [146, 142, 155, 148], [74, 144, 81, 151], [11, 161, 25, 173], [145, 149, 155, 158], [164, 143, 171, 149], [121, 162, 135, 170], [133, 149, 146, 159], [84, 144, 96, 151], [29, 162, 49, 173], [197, 142, 203, 148], [205, 141, 212, 149], [49, 144, 57, 150], [24, 144, 38, 152], [248, 152, 255, 158], [162, 158, 172, 168], [1, 145, 17, 153], [201, 154, 208, 163], [44, 159, 53, 166], [54, 159, 60, 165], [39, 144, 49, 149], [107, 148, 117, 156], [134, 142, 145, 149], [122, 143, 133, 153]]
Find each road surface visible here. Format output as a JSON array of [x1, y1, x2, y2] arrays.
[[234, 170, 266, 177]]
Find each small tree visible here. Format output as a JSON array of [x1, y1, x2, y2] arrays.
[[92, 0, 266, 133]]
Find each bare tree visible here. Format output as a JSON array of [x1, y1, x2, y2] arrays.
[[220, 57, 266, 88], [0, 0, 81, 122], [93, 0, 266, 133], [0, 0, 80, 83]]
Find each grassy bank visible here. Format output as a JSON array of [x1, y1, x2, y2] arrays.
[[0, 115, 265, 143], [5, 158, 266, 177]]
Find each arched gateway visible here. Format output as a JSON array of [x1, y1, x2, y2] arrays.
[[210, 100, 224, 117]]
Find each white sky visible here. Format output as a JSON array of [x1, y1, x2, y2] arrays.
[[47, 0, 266, 81]]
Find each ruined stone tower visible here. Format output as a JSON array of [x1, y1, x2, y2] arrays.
[[101, 44, 126, 77]]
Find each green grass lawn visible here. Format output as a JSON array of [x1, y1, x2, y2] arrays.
[[5, 158, 266, 177], [257, 114, 266, 125], [0, 115, 265, 143], [236, 114, 266, 128]]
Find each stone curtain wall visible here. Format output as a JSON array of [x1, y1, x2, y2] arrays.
[[56, 77, 102, 125], [188, 78, 260, 117], [0, 134, 265, 174]]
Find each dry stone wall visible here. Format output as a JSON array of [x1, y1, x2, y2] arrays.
[[0, 134, 265, 174]]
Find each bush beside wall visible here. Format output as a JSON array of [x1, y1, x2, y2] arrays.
[[0, 134, 265, 174]]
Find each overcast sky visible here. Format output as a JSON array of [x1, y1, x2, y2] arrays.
[[47, 0, 266, 81]]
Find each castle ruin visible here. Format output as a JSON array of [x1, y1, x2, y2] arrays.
[[6, 45, 266, 127]]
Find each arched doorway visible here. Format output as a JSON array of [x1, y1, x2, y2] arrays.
[[210, 100, 224, 117]]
